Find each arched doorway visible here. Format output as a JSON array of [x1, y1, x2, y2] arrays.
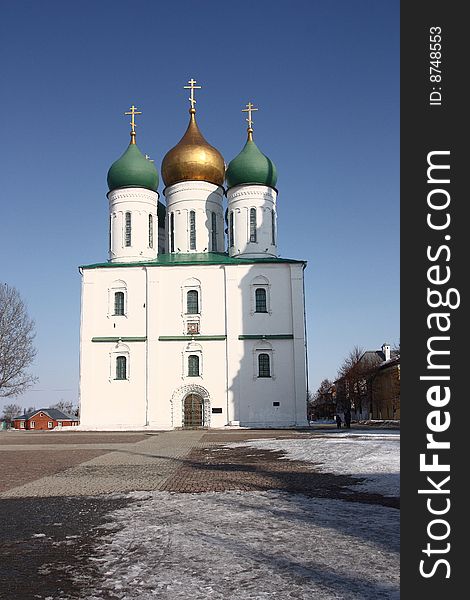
[[183, 393, 204, 428]]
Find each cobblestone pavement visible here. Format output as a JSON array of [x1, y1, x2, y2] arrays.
[[0, 428, 398, 600]]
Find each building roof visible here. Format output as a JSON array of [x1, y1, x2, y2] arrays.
[[80, 252, 306, 270], [13, 408, 79, 422], [360, 349, 399, 365]]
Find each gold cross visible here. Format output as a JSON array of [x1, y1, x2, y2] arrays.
[[184, 78, 201, 110], [242, 102, 258, 130], [124, 105, 142, 133]]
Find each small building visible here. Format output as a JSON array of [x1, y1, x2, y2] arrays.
[[11, 408, 79, 430]]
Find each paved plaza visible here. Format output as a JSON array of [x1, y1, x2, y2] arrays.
[[0, 428, 400, 599]]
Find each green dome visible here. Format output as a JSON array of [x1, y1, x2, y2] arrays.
[[226, 138, 277, 189], [107, 142, 159, 192]]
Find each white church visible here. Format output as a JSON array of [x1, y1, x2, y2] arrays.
[[78, 81, 308, 429]]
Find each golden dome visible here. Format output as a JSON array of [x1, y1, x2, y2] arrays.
[[161, 109, 225, 188]]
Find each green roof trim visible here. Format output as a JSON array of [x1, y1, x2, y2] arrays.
[[159, 335, 226, 341], [238, 334, 294, 340], [80, 252, 305, 270], [92, 337, 147, 342]]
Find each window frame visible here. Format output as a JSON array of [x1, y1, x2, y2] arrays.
[[114, 291, 125, 316], [258, 353, 271, 378], [148, 214, 154, 249], [249, 207, 257, 243], [255, 288, 268, 313], [115, 355, 128, 380], [186, 290, 199, 315], [125, 212, 132, 247], [170, 212, 175, 252], [229, 211, 234, 248], [187, 354, 200, 377], [189, 210, 196, 250]]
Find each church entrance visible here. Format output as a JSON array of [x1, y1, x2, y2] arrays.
[[183, 393, 204, 428]]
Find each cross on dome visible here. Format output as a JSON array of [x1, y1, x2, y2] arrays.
[[124, 105, 142, 143], [242, 102, 258, 140], [184, 78, 201, 112]]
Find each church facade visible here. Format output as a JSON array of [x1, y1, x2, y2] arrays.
[[78, 84, 308, 429]]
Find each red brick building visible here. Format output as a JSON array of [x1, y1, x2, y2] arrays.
[[12, 408, 79, 430]]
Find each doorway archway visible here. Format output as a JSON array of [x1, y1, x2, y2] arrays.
[[183, 393, 204, 427]]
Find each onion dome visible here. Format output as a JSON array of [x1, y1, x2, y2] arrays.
[[107, 134, 159, 192], [226, 130, 277, 190], [161, 108, 225, 188]]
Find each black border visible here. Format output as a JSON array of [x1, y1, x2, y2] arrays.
[[401, 2, 465, 596]]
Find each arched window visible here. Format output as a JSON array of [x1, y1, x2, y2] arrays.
[[125, 212, 132, 247], [114, 291, 125, 316], [255, 288, 267, 313], [124, 213, 132, 246], [170, 213, 175, 252], [187, 290, 199, 314], [249, 208, 257, 243], [258, 353, 271, 378], [188, 354, 200, 377], [271, 209, 276, 245], [116, 356, 127, 380], [109, 215, 112, 252], [229, 211, 234, 248], [189, 210, 196, 250], [211, 211, 217, 251], [149, 214, 154, 248]]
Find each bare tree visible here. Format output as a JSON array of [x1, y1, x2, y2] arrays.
[[0, 284, 38, 397], [336, 346, 378, 417], [310, 379, 335, 420], [2, 403, 22, 420], [51, 400, 74, 415]]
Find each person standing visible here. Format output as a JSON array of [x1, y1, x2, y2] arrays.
[[335, 414, 342, 429]]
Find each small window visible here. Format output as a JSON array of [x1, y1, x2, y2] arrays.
[[273, 402, 280, 407], [114, 291, 125, 316], [116, 356, 127, 380], [30, 421, 35, 428], [125, 212, 132, 247], [255, 288, 267, 313], [271, 209, 276, 245], [170, 213, 175, 252], [249, 208, 257, 243], [188, 354, 200, 377], [149, 214, 154, 249], [229, 211, 234, 248], [20, 421, 25, 428], [189, 211, 196, 250], [258, 353, 271, 377], [109, 215, 112, 252], [187, 290, 199, 314], [48, 422, 53, 429], [211, 212, 217, 251]]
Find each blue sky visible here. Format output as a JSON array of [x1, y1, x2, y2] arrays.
[[0, 0, 399, 411]]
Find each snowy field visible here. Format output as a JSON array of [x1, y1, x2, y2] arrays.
[[64, 432, 399, 600], [230, 430, 400, 497]]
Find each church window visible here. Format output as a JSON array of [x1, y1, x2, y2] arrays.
[[187, 290, 199, 314], [189, 211, 196, 250], [271, 209, 276, 245], [249, 208, 257, 243], [125, 212, 132, 247], [229, 211, 234, 248], [170, 213, 175, 252], [188, 354, 200, 377], [211, 212, 217, 251], [116, 356, 127, 380], [114, 292, 125, 316], [109, 215, 112, 252], [258, 353, 271, 377], [255, 288, 267, 313], [149, 214, 154, 248]]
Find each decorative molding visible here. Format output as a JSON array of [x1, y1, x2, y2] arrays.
[[92, 337, 147, 342], [159, 335, 226, 341], [170, 384, 211, 428], [238, 334, 293, 340], [165, 181, 224, 200], [228, 187, 276, 202]]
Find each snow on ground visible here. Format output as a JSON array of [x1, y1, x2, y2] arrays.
[[76, 491, 399, 600], [229, 431, 400, 497]]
